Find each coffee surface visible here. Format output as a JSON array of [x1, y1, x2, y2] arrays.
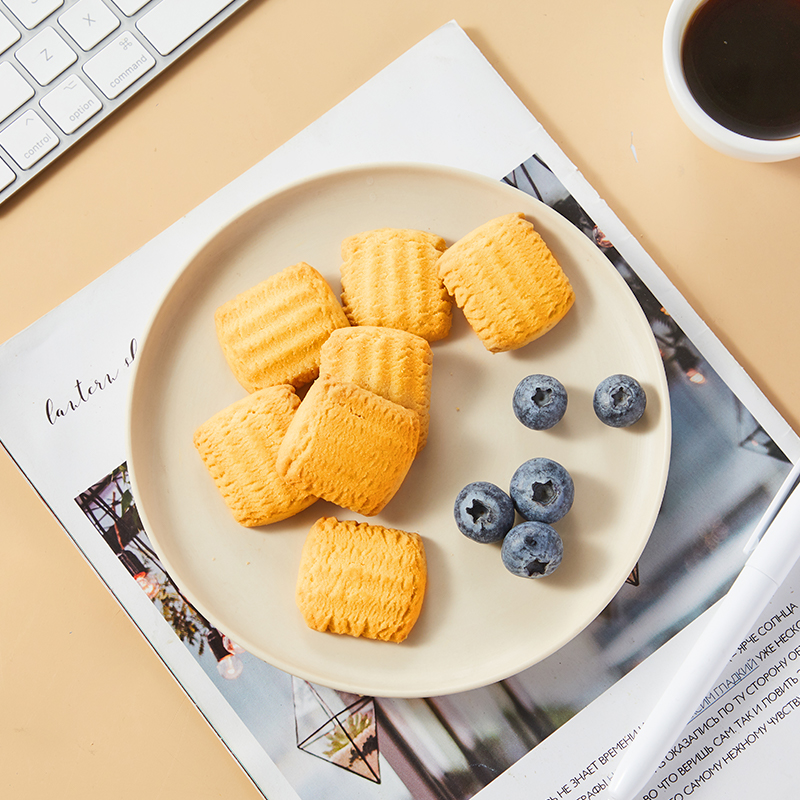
[[682, 0, 800, 140]]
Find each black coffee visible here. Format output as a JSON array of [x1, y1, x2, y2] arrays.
[[682, 0, 800, 140]]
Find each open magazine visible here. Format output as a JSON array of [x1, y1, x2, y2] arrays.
[[2, 21, 798, 800]]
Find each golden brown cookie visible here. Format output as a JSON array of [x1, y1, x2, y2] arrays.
[[319, 325, 433, 452], [214, 262, 350, 392], [296, 516, 427, 643], [437, 212, 575, 353], [276, 376, 419, 516], [339, 228, 451, 341], [193, 385, 317, 527]]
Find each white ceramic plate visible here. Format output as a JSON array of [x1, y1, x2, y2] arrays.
[[127, 163, 671, 698]]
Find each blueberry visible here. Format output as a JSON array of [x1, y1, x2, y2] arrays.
[[501, 521, 563, 578], [512, 374, 568, 430], [454, 482, 516, 543], [593, 374, 646, 428], [510, 458, 574, 523]]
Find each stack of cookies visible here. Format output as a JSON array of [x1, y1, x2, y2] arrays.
[[192, 213, 575, 643]]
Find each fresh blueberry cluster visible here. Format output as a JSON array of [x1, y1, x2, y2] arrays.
[[514, 372, 647, 431], [453, 372, 647, 579], [454, 457, 573, 580]]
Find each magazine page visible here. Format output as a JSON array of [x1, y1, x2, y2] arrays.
[[477, 572, 800, 800], [1, 20, 797, 800]]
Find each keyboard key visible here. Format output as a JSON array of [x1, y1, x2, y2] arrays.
[[59, 0, 121, 51], [82, 30, 154, 98], [15, 26, 77, 85], [2, 0, 64, 29], [110, 0, 151, 15], [136, 0, 235, 56], [0, 61, 34, 123], [0, 108, 59, 168], [0, 157, 14, 190], [0, 11, 21, 54], [40, 74, 102, 133]]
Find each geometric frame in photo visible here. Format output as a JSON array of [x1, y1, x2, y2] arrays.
[[292, 677, 380, 783]]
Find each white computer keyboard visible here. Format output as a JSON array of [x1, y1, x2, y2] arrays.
[[0, 0, 253, 206]]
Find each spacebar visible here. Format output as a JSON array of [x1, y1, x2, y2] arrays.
[[136, 0, 237, 56]]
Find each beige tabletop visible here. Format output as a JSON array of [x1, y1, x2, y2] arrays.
[[2, 1, 800, 797]]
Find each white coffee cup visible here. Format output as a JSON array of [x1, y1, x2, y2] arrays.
[[663, 0, 800, 161]]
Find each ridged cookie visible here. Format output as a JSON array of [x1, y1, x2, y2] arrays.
[[437, 212, 575, 353], [276, 376, 419, 516], [296, 517, 427, 643], [193, 385, 317, 527], [214, 262, 350, 392], [339, 228, 451, 341], [319, 326, 433, 452]]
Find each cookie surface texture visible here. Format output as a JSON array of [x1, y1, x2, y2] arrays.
[[319, 326, 433, 452], [437, 212, 575, 353], [214, 261, 350, 392], [296, 517, 427, 642], [276, 376, 419, 516], [193, 385, 317, 527], [340, 228, 451, 341]]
